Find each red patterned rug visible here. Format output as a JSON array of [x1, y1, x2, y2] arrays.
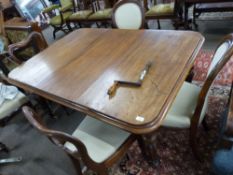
[[98, 50, 233, 175]]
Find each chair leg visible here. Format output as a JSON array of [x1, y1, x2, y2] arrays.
[[53, 29, 57, 39], [190, 123, 202, 161], [157, 20, 161, 29], [0, 142, 9, 153], [98, 168, 108, 175], [70, 156, 83, 175], [202, 116, 209, 132]]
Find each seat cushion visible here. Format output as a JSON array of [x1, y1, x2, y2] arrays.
[[88, 8, 112, 20], [146, 3, 174, 16], [65, 116, 130, 163], [49, 11, 72, 25], [162, 82, 207, 128], [42, 4, 60, 13], [0, 92, 28, 120], [68, 10, 93, 20]]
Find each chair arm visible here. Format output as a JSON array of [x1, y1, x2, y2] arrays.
[[59, 3, 73, 12], [8, 32, 47, 65], [42, 4, 60, 13]]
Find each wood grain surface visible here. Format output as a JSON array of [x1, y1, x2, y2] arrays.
[[7, 28, 204, 134]]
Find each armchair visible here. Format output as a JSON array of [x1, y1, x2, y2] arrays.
[[0, 21, 43, 74], [8, 31, 48, 65], [42, 0, 75, 39], [23, 106, 136, 175], [144, 0, 183, 29]]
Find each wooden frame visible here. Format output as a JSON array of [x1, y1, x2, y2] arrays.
[[112, 0, 145, 29], [8, 31, 48, 65], [188, 33, 233, 159], [22, 106, 135, 175]]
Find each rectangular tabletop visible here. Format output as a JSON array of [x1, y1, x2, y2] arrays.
[[7, 29, 204, 134]]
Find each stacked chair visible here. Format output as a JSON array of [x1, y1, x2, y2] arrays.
[[67, 0, 114, 28], [41, 0, 75, 39]]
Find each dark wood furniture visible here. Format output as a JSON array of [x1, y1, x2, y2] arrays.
[[184, 0, 233, 29], [5, 28, 204, 163], [23, 106, 135, 175], [0, 20, 43, 75], [8, 31, 48, 65], [144, 0, 183, 29]]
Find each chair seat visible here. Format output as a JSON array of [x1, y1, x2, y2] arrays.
[[146, 3, 174, 16], [162, 82, 207, 128], [65, 116, 130, 163], [49, 11, 72, 25], [88, 8, 112, 20], [0, 92, 28, 120], [68, 10, 93, 20], [42, 4, 60, 13]]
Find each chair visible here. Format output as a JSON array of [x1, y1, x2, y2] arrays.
[[22, 106, 135, 175], [112, 0, 145, 29], [193, 2, 233, 29], [144, 0, 183, 29], [67, 0, 113, 28], [42, 0, 74, 39], [8, 31, 48, 65], [0, 20, 43, 74], [211, 82, 233, 174], [161, 33, 233, 159]]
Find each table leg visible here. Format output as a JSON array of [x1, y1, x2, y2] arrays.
[[184, 3, 192, 30], [137, 133, 160, 166]]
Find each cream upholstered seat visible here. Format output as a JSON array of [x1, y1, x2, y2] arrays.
[[0, 91, 28, 120], [65, 116, 130, 163], [163, 82, 207, 128], [112, 0, 145, 29]]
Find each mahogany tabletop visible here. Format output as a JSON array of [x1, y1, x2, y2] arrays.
[[7, 29, 204, 134]]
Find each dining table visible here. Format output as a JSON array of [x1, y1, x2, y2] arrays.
[[5, 28, 204, 164]]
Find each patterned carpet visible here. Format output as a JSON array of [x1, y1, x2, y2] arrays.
[[105, 51, 233, 175]]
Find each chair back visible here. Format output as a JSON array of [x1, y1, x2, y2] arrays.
[[112, 0, 145, 29], [207, 37, 233, 76], [22, 106, 102, 170], [192, 34, 233, 128], [60, 0, 73, 7], [8, 31, 48, 65]]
